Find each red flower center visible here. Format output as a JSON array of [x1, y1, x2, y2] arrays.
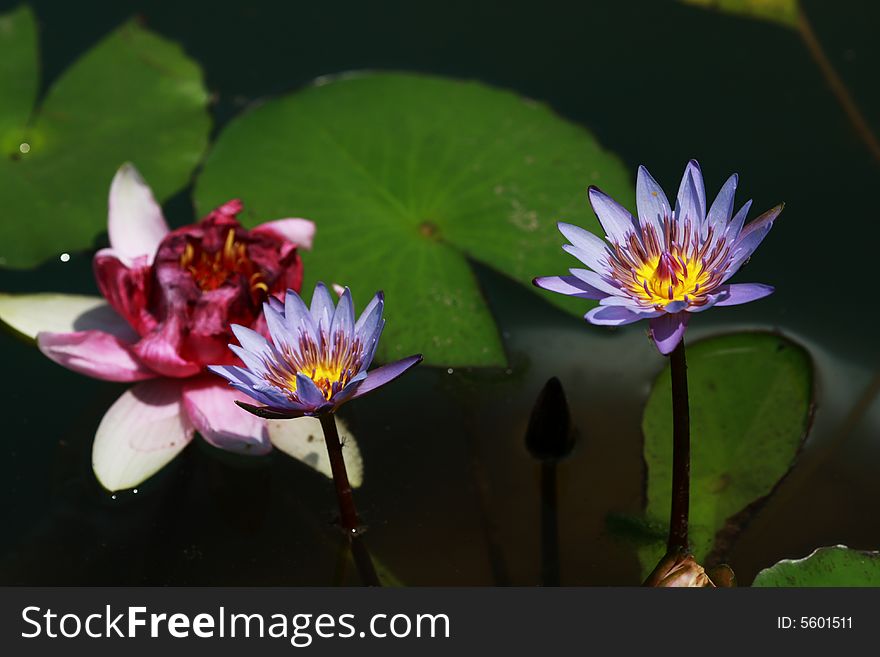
[[179, 228, 269, 297]]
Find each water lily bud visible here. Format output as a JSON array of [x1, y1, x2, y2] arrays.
[[643, 550, 721, 587], [525, 377, 576, 461]]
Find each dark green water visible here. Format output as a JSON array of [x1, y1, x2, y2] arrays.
[[1, 0, 879, 585]]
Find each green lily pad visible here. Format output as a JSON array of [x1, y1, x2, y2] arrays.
[[753, 546, 880, 586], [639, 333, 813, 575], [195, 72, 631, 367], [679, 0, 799, 28], [0, 6, 210, 269]]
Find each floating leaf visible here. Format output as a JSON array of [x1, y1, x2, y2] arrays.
[[753, 546, 880, 587], [195, 72, 631, 367], [639, 333, 813, 575], [0, 7, 210, 269], [679, 0, 799, 28], [268, 415, 363, 488]]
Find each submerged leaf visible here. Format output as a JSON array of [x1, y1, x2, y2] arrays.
[[639, 332, 813, 575], [679, 0, 799, 28], [268, 415, 364, 488], [195, 72, 631, 367], [0, 9, 210, 268], [753, 545, 880, 586]]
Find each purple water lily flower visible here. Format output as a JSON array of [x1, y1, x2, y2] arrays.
[[210, 283, 422, 418], [534, 160, 782, 354]]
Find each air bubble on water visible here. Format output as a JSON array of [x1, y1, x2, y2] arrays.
[[59, 253, 70, 262], [447, 368, 454, 375]]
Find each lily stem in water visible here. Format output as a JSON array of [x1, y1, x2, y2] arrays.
[[319, 412, 380, 586], [668, 340, 690, 554]]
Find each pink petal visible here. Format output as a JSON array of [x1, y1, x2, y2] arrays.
[[92, 379, 195, 491], [108, 163, 170, 263], [38, 330, 156, 382], [93, 248, 154, 335], [252, 218, 315, 250], [182, 377, 272, 455], [132, 316, 202, 378]]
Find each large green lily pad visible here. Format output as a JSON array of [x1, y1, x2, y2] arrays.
[[639, 333, 813, 574], [195, 72, 631, 367], [0, 5, 210, 269], [753, 546, 880, 586]]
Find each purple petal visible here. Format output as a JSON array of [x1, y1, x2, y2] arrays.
[[283, 288, 316, 338], [725, 204, 783, 278], [706, 173, 737, 233], [558, 222, 611, 273], [235, 400, 306, 420], [533, 275, 609, 300], [649, 312, 689, 355], [635, 165, 671, 234], [725, 199, 753, 241], [358, 318, 385, 373], [331, 287, 355, 340], [355, 291, 384, 342], [349, 355, 422, 400], [295, 373, 328, 408], [264, 303, 300, 356], [714, 283, 774, 307], [587, 186, 638, 244], [569, 268, 625, 298], [675, 160, 706, 225], [309, 282, 335, 331], [585, 304, 648, 326], [231, 324, 271, 356]]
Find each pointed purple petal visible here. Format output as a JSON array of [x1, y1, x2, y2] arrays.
[[558, 222, 611, 273], [649, 312, 689, 355], [585, 304, 648, 326], [569, 268, 625, 297], [706, 173, 737, 232], [295, 373, 327, 408], [636, 165, 671, 233], [348, 355, 423, 400], [533, 275, 609, 300], [725, 204, 783, 278], [235, 400, 306, 420], [714, 283, 774, 307], [675, 160, 706, 225], [331, 287, 355, 340], [309, 282, 335, 331], [355, 291, 384, 342], [725, 199, 753, 241], [587, 186, 638, 244], [283, 288, 316, 338]]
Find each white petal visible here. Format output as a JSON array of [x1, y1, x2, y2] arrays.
[[0, 293, 136, 342], [108, 163, 170, 263], [92, 379, 194, 491], [268, 415, 363, 488]]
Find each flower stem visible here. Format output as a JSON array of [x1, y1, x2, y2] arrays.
[[667, 340, 690, 554], [319, 412, 380, 586], [540, 461, 560, 586], [796, 7, 880, 167]]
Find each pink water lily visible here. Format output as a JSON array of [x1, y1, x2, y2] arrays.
[[0, 164, 315, 491]]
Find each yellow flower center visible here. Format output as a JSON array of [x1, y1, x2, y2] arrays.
[[287, 362, 348, 400], [629, 251, 711, 306]]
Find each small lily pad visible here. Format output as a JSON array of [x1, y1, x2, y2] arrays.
[[0, 6, 210, 269], [753, 546, 880, 586], [195, 72, 631, 367], [639, 332, 813, 574]]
